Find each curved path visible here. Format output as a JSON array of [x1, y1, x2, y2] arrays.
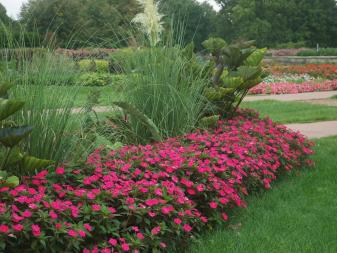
[[72, 91, 337, 139], [245, 90, 337, 102], [286, 121, 337, 139]]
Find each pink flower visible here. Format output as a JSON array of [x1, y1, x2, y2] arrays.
[[121, 243, 130, 251], [151, 226, 161, 235], [31, 224, 41, 237], [68, 229, 78, 237], [160, 242, 167, 248], [174, 218, 182, 225], [209, 202, 218, 209], [55, 223, 62, 230], [145, 199, 159, 207], [109, 238, 117, 246], [101, 249, 111, 253], [12, 224, 24, 232], [183, 224, 192, 232], [84, 223, 92, 231], [0, 224, 9, 233], [49, 210, 58, 219], [222, 212, 228, 221], [91, 204, 101, 212], [55, 167, 65, 175], [136, 232, 144, 240], [78, 230, 86, 237], [196, 184, 205, 192], [22, 210, 32, 218]]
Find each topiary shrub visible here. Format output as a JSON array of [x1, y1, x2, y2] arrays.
[[78, 60, 109, 73], [76, 73, 112, 86]]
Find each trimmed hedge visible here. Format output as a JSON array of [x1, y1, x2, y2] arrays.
[[0, 111, 314, 252]]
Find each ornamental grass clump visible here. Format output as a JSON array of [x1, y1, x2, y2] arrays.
[[0, 110, 314, 252]]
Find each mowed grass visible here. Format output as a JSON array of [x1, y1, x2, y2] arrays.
[[73, 85, 123, 107], [188, 136, 337, 253], [241, 100, 337, 123]]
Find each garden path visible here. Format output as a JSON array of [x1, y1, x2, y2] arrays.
[[245, 90, 337, 102], [71, 105, 337, 139], [286, 120, 337, 139]]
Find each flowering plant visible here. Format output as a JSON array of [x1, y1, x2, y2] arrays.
[[250, 80, 337, 95], [265, 64, 337, 80], [0, 111, 314, 252]]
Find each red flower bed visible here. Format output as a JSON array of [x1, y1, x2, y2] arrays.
[[266, 64, 337, 79], [250, 80, 337, 95], [0, 111, 314, 252]]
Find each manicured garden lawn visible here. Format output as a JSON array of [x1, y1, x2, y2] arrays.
[[332, 95, 337, 99], [188, 136, 337, 253], [242, 100, 337, 123], [57, 85, 120, 107]]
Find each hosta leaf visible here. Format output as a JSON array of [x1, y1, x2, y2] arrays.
[[3, 176, 20, 187], [0, 83, 13, 98], [22, 156, 53, 171], [0, 99, 25, 121], [113, 102, 162, 142], [0, 126, 33, 147]]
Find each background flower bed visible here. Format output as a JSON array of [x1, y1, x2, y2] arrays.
[[0, 111, 313, 253], [250, 80, 337, 95], [265, 64, 337, 80]]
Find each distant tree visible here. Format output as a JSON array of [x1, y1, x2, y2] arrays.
[[20, 0, 140, 48], [215, 0, 337, 47], [160, 0, 218, 49]]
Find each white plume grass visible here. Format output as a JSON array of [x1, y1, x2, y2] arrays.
[[132, 0, 164, 46]]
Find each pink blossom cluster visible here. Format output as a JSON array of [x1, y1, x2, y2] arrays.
[[0, 111, 314, 252], [250, 80, 337, 95]]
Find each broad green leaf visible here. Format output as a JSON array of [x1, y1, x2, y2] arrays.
[[22, 156, 53, 171], [113, 102, 162, 142], [3, 176, 20, 187], [0, 126, 33, 147], [0, 99, 25, 121], [244, 48, 267, 66]]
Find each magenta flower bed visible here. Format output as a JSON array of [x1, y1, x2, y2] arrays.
[[250, 80, 337, 95], [0, 111, 314, 252]]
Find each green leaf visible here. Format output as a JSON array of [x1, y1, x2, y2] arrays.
[[0, 99, 25, 121], [22, 156, 53, 171], [6, 147, 24, 165], [3, 176, 20, 187], [0, 83, 13, 98], [244, 48, 267, 66], [113, 102, 162, 142], [0, 126, 33, 147], [0, 170, 7, 180]]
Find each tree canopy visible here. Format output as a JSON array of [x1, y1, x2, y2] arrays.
[[6, 0, 337, 49], [215, 0, 337, 47]]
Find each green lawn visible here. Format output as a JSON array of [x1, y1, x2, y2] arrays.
[[332, 95, 337, 99], [68, 85, 121, 107], [188, 136, 337, 253], [242, 100, 337, 123]]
